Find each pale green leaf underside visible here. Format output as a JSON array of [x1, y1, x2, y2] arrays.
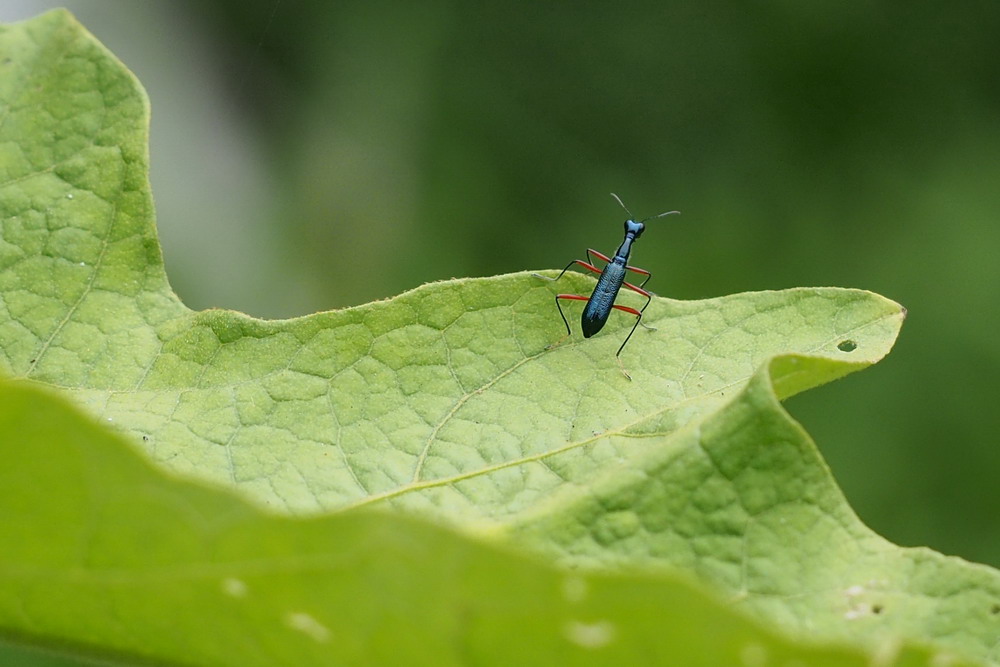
[[4, 9, 1000, 666], [3, 381, 982, 667]]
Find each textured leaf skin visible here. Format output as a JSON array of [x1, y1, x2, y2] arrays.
[[2, 8, 1000, 667], [514, 356, 1000, 661], [0, 381, 983, 667]]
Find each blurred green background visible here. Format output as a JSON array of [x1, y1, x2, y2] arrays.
[[3, 1, 999, 567]]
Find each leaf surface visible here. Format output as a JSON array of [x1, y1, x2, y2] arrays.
[[0, 380, 984, 667], [0, 10, 899, 518]]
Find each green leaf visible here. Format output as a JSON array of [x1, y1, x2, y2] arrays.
[[0, 380, 984, 666], [0, 11, 899, 517], [2, 8, 1000, 666], [513, 356, 1000, 661]]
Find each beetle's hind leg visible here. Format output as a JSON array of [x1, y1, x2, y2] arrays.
[[533, 255, 603, 283], [609, 303, 646, 381], [543, 293, 589, 349], [621, 282, 657, 331]]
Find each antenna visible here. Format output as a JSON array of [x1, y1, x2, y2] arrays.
[[610, 192, 634, 219], [643, 209, 680, 223], [611, 192, 679, 222]]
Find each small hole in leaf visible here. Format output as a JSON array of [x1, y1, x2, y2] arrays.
[[991, 604, 1000, 615], [837, 340, 857, 352], [871, 604, 884, 615]]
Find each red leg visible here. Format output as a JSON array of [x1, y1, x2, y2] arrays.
[[534, 258, 601, 283], [534, 258, 603, 347], [573, 260, 602, 276], [621, 281, 651, 299], [587, 248, 612, 266], [625, 264, 652, 287], [620, 281, 656, 330], [610, 303, 641, 317], [546, 293, 590, 342], [557, 294, 591, 302]]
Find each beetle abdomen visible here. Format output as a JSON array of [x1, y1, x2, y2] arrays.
[[581, 263, 626, 337]]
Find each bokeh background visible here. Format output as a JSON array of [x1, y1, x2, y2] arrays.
[[4, 1, 1000, 566]]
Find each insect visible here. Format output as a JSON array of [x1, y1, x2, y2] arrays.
[[534, 193, 679, 379]]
